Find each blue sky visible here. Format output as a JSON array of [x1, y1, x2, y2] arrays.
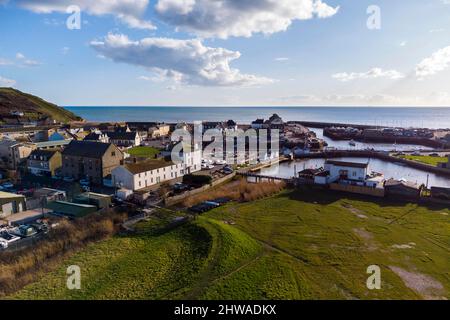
[[0, 0, 450, 106]]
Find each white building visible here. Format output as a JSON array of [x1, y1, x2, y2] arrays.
[[324, 160, 368, 183], [112, 150, 201, 191]]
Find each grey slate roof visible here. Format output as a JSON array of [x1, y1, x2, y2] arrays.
[[62, 140, 112, 158]]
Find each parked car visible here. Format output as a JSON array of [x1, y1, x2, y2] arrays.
[[214, 159, 227, 165], [222, 166, 234, 174], [63, 176, 76, 182], [0, 231, 20, 243], [203, 201, 220, 208], [211, 197, 231, 205], [0, 239, 8, 249], [52, 175, 62, 180], [201, 163, 214, 170], [1, 182, 14, 189], [80, 178, 90, 186], [173, 183, 189, 192], [188, 201, 220, 214]]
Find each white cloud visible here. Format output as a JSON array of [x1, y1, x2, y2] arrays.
[[138, 75, 151, 81], [332, 68, 405, 82], [399, 41, 407, 47], [155, 0, 339, 39], [275, 57, 289, 62], [15, 0, 155, 30], [0, 58, 13, 66], [415, 46, 450, 78], [0, 76, 16, 87], [61, 47, 70, 55], [16, 52, 41, 67], [90, 33, 275, 87]]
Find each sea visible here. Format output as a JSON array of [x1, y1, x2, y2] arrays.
[[66, 107, 450, 129]]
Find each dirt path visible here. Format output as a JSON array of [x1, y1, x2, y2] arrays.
[[389, 266, 447, 300]]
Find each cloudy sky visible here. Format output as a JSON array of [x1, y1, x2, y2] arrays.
[[0, 0, 449, 106]]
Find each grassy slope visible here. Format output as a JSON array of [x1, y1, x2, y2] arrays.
[[10, 214, 261, 300], [203, 190, 450, 299], [127, 146, 160, 158], [400, 155, 448, 167], [9, 190, 450, 300], [0, 87, 81, 123]]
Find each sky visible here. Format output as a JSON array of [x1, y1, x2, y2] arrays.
[[0, 0, 450, 107]]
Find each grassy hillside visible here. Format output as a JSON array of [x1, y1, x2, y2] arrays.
[[9, 190, 450, 300], [0, 87, 82, 123]]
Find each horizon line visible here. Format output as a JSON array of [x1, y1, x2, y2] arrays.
[[64, 105, 450, 108]]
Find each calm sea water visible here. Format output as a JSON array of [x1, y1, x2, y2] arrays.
[[66, 107, 450, 129]]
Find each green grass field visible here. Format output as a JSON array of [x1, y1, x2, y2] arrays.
[[127, 146, 160, 158], [399, 154, 448, 167], [10, 189, 450, 300]]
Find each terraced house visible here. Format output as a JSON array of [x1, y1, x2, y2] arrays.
[[27, 149, 62, 177], [112, 150, 201, 191], [61, 141, 123, 184], [0, 139, 36, 170]]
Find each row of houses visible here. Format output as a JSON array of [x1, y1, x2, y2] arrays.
[[112, 149, 202, 191], [17, 137, 201, 191], [251, 114, 284, 130]]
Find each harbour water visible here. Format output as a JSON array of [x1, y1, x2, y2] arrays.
[[67, 106, 450, 129], [309, 128, 433, 151], [257, 157, 450, 188]]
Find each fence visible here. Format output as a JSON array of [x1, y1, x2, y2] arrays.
[[164, 172, 236, 207], [329, 183, 385, 197]]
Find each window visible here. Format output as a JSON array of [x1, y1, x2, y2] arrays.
[[112, 151, 116, 157]]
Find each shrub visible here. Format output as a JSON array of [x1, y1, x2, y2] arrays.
[[183, 179, 285, 207], [0, 212, 125, 296], [183, 174, 212, 187]]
